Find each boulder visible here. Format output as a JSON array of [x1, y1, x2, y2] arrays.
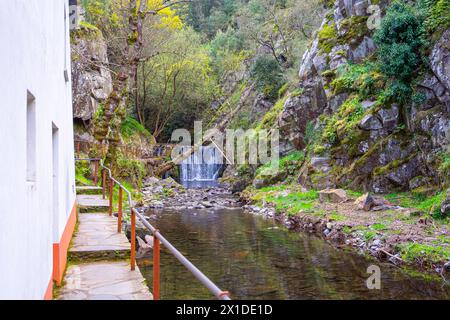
[[443, 261, 450, 280], [359, 114, 383, 130], [71, 26, 112, 121], [349, 36, 376, 63], [355, 193, 375, 211], [319, 189, 348, 203], [430, 29, 450, 92], [377, 105, 399, 132]]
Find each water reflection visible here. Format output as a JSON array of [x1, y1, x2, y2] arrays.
[[137, 208, 450, 300]]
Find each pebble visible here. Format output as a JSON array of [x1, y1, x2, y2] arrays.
[[372, 239, 382, 246]]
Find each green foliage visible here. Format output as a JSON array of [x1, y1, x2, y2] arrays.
[[332, 62, 385, 98], [437, 151, 450, 176], [371, 223, 388, 231], [116, 154, 146, 188], [420, 0, 450, 35], [75, 161, 95, 186], [374, 1, 426, 81], [250, 56, 285, 100], [121, 116, 152, 139]]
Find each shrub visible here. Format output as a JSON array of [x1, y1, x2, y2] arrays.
[[374, 1, 426, 81], [116, 154, 146, 188], [250, 56, 285, 100]]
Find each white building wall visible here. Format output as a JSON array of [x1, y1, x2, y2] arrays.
[[0, 0, 75, 299]]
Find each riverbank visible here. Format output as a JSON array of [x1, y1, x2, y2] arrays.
[[241, 185, 450, 280]]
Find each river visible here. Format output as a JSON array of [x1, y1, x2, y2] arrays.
[[137, 206, 450, 300]]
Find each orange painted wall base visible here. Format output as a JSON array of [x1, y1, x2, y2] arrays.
[[52, 202, 77, 286], [43, 277, 53, 300]]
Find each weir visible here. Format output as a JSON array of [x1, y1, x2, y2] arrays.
[[179, 146, 223, 188]]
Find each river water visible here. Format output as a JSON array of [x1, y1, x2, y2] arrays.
[[137, 207, 450, 300]]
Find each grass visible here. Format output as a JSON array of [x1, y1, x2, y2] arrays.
[[398, 243, 450, 265], [329, 211, 346, 221], [121, 116, 152, 139], [371, 223, 388, 231], [249, 187, 319, 216], [255, 150, 304, 178], [75, 171, 94, 186], [385, 190, 447, 219]]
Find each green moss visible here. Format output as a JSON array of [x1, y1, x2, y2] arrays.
[[318, 22, 337, 54], [320, 97, 366, 145], [255, 95, 289, 130], [373, 153, 418, 176], [338, 15, 369, 46], [321, 69, 336, 78], [331, 62, 384, 97], [116, 154, 146, 189], [320, 0, 335, 9], [422, 0, 450, 35]]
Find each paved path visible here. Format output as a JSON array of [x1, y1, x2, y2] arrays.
[[77, 194, 109, 212], [59, 261, 151, 300], [69, 214, 131, 260], [58, 185, 152, 300]]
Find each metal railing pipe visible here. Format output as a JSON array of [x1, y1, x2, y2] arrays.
[[133, 208, 231, 300], [94, 160, 231, 300]]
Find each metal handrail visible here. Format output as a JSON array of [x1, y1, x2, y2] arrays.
[[133, 208, 231, 300], [76, 158, 231, 300]]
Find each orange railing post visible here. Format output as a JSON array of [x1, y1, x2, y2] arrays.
[[153, 235, 161, 300], [109, 178, 114, 216], [118, 188, 123, 233], [93, 160, 99, 185], [131, 209, 136, 271], [102, 169, 106, 199]]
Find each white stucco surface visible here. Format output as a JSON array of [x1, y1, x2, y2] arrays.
[[0, 0, 75, 299]]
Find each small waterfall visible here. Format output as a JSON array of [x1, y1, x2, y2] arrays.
[[179, 146, 223, 188]]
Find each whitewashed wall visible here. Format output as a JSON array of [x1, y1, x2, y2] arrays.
[[0, 0, 75, 299]]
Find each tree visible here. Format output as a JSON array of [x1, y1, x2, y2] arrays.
[[80, 0, 185, 170], [136, 28, 219, 140], [374, 1, 425, 81], [250, 55, 284, 100]]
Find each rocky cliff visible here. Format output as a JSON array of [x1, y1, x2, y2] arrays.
[[278, 0, 449, 193], [71, 25, 112, 126]]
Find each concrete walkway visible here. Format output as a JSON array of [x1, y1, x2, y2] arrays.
[[59, 261, 151, 300], [69, 214, 131, 260], [58, 186, 152, 300]]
